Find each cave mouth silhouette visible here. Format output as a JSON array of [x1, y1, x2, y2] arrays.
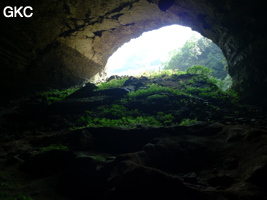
[[0, 0, 266, 107], [104, 24, 228, 83], [104, 25, 200, 76]]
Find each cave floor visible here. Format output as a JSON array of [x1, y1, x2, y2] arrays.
[[1, 75, 267, 200], [1, 123, 267, 200]]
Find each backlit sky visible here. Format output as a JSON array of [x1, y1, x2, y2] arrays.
[[105, 25, 202, 76]]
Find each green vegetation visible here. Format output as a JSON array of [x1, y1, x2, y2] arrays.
[[138, 69, 181, 78], [157, 112, 175, 125], [78, 116, 162, 128], [0, 170, 33, 200], [37, 88, 78, 105], [146, 94, 168, 100], [137, 69, 186, 78], [0, 193, 33, 200], [186, 65, 213, 76], [162, 35, 233, 94], [89, 154, 115, 162], [70, 69, 240, 130], [179, 118, 197, 126], [96, 77, 128, 90], [183, 73, 239, 103], [164, 36, 227, 80], [127, 83, 183, 99], [39, 144, 68, 152], [187, 73, 223, 88], [222, 74, 233, 91], [0, 173, 20, 190], [14, 195, 33, 200], [96, 104, 140, 118], [77, 109, 176, 128]]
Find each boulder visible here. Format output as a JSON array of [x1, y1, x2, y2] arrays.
[[66, 82, 97, 99]]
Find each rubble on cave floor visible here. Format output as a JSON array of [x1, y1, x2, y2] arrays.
[[0, 74, 267, 200], [1, 123, 267, 200]]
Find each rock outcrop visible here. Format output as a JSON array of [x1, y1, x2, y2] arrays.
[[1, 73, 267, 199], [2, 123, 267, 200], [0, 0, 267, 106]]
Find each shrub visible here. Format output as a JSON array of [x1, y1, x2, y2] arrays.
[[186, 65, 213, 76], [179, 118, 197, 126], [77, 110, 177, 128], [78, 115, 163, 128], [187, 74, 213, 85], [137, 70, 178, 78], [16, 195, 34, 200], [225, 89, 240, 104], [96, 78, 128, 90], [40, 144, 68, 152], [97, 104, 128, 118], [157, 112, 175, 125], [0, 194, 34, 200], [222, 74, 233, 90], [146, 94, 168, 100], [96, 104, 140, 118], [128, 84, 183, 98], [90, 154, 115, 162], [38, 88, 78, 104]]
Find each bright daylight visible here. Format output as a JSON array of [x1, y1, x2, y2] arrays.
[[105, 24, 231, 90], [105, 25, 201, 76], [2, 2, 267, 200]]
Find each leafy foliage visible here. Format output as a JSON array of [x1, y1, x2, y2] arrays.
[[187, 74, 223, 89], [0, 170, 34, 200], [89, 154, 115, 162], [137, 69, 180, 78], [15, 195, 33, 200], [96, 104, 140, 119], [37, 88, 78, 105], [222, 74, 233, 90], [127, 83, 183, 99], [71, 71, 240, 130], [40, 144, 68, 153], [78, 115, 162, 128], [184, 74, 239, 103], [157, 112, 175, 125], [146, 94, 169, 100], [186, 65, 213, 76], [96, 78, 128, 90], [164, 36, 227, 80], [0, 194, 34, 200], [76, 102, 178, 128], [179, 118, 197, 126]]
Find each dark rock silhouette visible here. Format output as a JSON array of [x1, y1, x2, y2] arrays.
[[158, 0, 175, 12], [0, 0, 267, 106]]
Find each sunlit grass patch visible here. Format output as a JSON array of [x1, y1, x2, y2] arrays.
[[96, 78, 128, 90], [127, 83, 183, 98], [179, 118, 197, 126]]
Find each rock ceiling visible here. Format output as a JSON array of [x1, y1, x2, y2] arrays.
[[0, 0, 267, 106]]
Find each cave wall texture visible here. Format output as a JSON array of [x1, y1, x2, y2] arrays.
[[0, 0, 267, 106]]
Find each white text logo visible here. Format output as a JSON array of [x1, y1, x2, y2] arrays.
[[3, 6, 33, 18]]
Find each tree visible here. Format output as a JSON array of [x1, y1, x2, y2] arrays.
[[164, 36, 227, 80], [186, 65, 213, 76]]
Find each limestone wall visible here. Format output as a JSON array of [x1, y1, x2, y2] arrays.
[[0, 0, 267, 105]]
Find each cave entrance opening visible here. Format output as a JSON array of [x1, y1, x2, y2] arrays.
[[104, 24, 231, 90]]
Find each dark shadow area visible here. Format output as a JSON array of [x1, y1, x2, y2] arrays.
[[1, 0, 267, 199], [1, 71, 267, 200]]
